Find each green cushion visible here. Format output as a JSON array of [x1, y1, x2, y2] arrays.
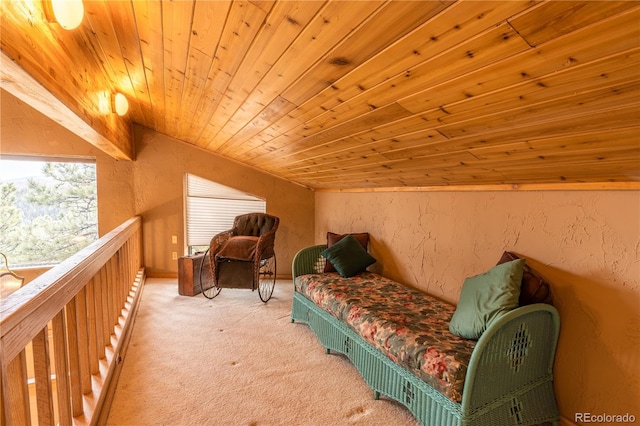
[[320, 234, 376, 278], [449, 258, 525, 339]]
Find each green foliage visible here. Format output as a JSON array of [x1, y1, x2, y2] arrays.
[[0, 183, 24, 254], [0, 162, 98, 267]]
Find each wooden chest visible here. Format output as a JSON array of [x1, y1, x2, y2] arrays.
[[178, 254, 205, 296]]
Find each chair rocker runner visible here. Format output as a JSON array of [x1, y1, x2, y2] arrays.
[[200, 213, 279, 302]]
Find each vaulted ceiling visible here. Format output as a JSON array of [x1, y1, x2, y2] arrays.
[[1, 1, 639, 190]]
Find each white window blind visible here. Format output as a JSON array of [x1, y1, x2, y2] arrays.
[[186, 174, 266, 247]]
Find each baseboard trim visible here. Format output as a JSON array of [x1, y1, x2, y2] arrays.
[[146, 272, 179, 278], [146, 272, 292, 280]]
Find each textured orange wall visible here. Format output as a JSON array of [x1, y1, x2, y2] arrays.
[[315, 190, 639, 422], [133, 126, 314, 277]]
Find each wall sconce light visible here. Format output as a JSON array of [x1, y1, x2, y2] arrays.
[[43, 0, 85, 31], [112, 93, 129, 116], [0, 253, 25, 297]]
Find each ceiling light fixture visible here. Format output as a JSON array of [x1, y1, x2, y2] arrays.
[[44, 0, 84, 30], [112, 93, 129, 116]]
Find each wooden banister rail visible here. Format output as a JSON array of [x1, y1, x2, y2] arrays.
[[1, 216, 145, 425]]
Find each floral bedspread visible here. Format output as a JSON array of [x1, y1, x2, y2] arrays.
[[295, 272, 476, 402]]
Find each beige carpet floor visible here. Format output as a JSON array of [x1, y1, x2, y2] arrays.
[[106, 278, 419, 426]]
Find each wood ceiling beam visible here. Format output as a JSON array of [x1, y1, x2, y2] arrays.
[[1, 51, 133, 161]]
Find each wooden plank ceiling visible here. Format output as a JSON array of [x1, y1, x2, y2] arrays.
[[1, 0, 639, 190]]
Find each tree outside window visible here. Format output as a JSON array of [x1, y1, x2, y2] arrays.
[[0, 158, 98, 267]]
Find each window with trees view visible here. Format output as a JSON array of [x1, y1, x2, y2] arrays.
[[0, 157, 98, 268]]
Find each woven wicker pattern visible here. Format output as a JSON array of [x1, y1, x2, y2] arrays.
[[507, 323, 532, 374]]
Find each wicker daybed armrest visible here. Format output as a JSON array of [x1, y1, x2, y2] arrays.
[[292, 244, 327, 281], [460, 303, 560, 417]]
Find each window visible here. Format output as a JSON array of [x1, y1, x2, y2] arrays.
[[0, 155, 98, 267], [185, 174, 266, 254]]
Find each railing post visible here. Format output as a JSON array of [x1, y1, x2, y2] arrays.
[[2, 351, 30, 425], [51, 310, 71, 425], [32, 327, 54, 425], [65, 298, 84, 417], [85, 278, 100, 375], [74, 288, 92, 395]]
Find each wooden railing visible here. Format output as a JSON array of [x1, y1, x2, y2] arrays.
[[1, 217, 145, 425]]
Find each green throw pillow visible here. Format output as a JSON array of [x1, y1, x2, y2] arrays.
[[449, 258, 525, 339], [320, 234, 376, 278]]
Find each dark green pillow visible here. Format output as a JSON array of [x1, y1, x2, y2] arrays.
[[449, 259, 525, 339], [320, 234, 376, 278]]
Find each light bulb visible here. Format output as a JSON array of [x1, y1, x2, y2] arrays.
[[113, 93, 129, 116], [50, 0, 84, 30]]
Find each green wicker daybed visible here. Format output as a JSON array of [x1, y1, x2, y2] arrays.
[[291, 242, 560, 426]]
